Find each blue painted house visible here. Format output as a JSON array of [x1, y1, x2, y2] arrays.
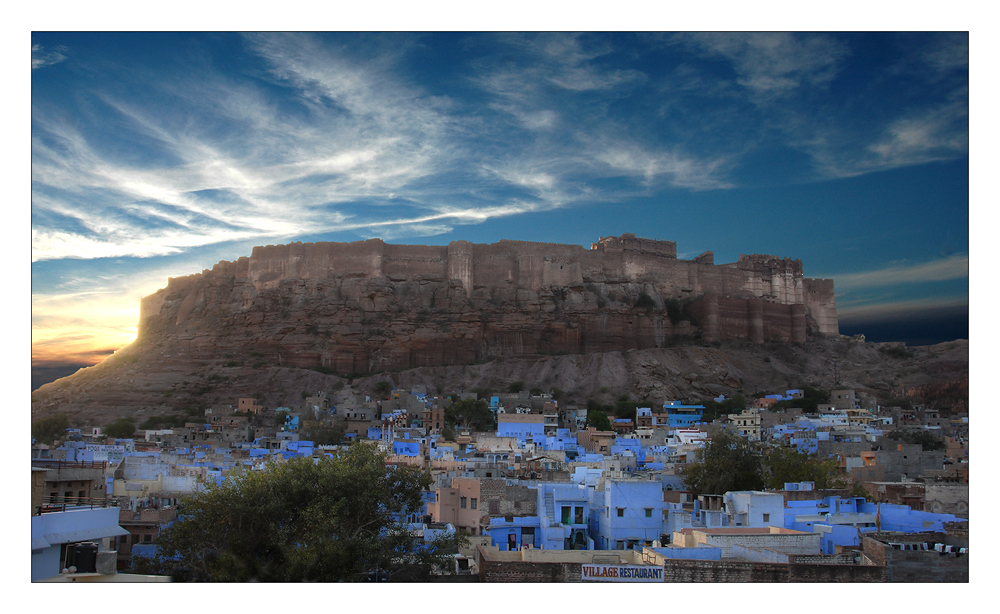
[[537, 483, 593, 550], [488, 515, 542, 551], [664, 401, 705, 427], [589, 480, 665, 550]]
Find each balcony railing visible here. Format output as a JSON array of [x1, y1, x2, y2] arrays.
[[33, 460, 109, 472], [37, 495, 120, 515]]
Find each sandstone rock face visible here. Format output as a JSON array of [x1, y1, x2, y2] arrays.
[[135, 235, 839, 375]]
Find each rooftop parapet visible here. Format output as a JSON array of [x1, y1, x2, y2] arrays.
[[590, 233, 677, 258]]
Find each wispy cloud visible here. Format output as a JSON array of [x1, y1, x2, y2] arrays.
[[865, 101, 968, 168], [31, 33, 462, 261], [837, 296, 968, 322], [669, 32, 968, 181], [593, 141, 733, 190], [673, 33, 849, 105], [32, 44, 67, 69], [830, 254, 969, 292], [471, 33, 644, 132]]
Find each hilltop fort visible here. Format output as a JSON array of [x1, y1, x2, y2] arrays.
[[136, 234, 838, 374]]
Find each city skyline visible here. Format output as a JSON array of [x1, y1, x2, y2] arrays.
[[31, 32, 970, 386]]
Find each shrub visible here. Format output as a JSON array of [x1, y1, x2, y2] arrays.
[[635, 292, 657, 310]]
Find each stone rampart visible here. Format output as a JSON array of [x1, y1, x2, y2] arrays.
[[136, 235, 838, 373]]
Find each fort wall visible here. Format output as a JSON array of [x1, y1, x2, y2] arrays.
[[136, 235, 839, 372]]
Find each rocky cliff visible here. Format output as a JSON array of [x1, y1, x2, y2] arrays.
[[133, 235, 838, 375], [35, 235, 891, 426]]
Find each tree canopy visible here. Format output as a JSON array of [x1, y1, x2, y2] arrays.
[[682, 429, 765, 495], [700, 394, 748, 422], [445, 398, 494, 431], [105, 417, 136, 439], [770, 386, 830, 413], [887, 429, 945, 451], [32, 413, 70, 444], [684, 430, 845, 494], [135, 445, 464, 581], [586, 409, 613, 432], [764, 445, 839, 490], [373, 380, 393, 398]]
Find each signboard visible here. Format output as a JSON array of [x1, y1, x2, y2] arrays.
[[86, 444, 126, 463], [581, 564, 664, 582]]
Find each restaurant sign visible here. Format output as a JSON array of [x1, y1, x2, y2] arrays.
[[581, 564, 664, 582]]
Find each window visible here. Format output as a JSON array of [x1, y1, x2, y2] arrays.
[[471, 498, 477, 510], [762, 513, 770, 522], [143, 534, 152, 543], [645, 508, 653, 518], [617, 508, 625, 517], [460, 497, 467, 509], [562, 506, 571, 524]]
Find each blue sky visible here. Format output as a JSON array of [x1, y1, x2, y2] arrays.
[[30, 31, 970, 371]]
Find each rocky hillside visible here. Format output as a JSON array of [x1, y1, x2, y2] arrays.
[[125, 237, 838, 382], [31, 334, 968, 428]]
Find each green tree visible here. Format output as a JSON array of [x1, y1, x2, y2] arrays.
[[883, 397, 914, 411], [764, 445, 839, 489], [508, 381, 525, 393], [634, 292, 657, 310], [373, 380, 393, 399], [301, 421, 346, 446], [445, 398, 494, 432], [770, 386, 830, 413], [613, 395, 638, 422], [32, 413, 70, 444], [682, 430, 765, 495], [135, 446, 465, 581], [587, 409, 613, 431], [701, 394, 748, 422], [663, 298, 684, 325], [105, 417, 136, 439], [275, 410, 288, 427], [887, 429, 945, 451]]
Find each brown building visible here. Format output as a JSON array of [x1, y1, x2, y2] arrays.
[[113, 507, 177, 570], [237, 397, 263, 414], [577, 428, 616, 453], [32, 459, 109, 505], [429, 477, 483, 533]]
